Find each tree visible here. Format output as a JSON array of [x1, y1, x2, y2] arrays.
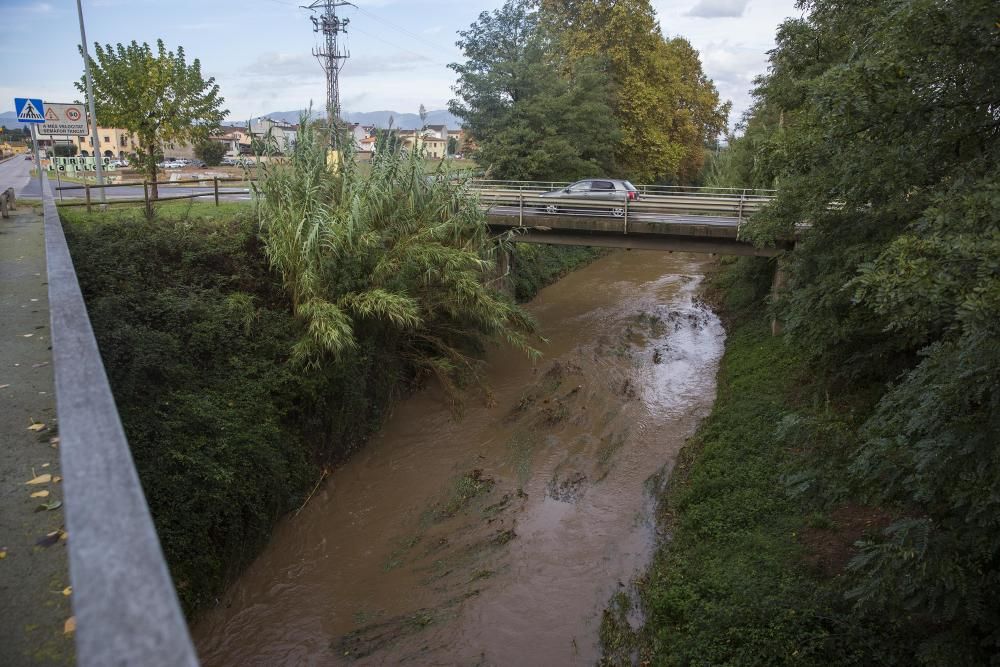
[[734, 0, 1000, 659], [449, 0, 618, 181], [53, 143, 78, 158], [195, 138, 226, 166], [77, 39, 227, 199], [541, 0, 729, 183], [448, 136, 459, 155]]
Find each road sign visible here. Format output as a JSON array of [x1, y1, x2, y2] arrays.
[[14, 98, 46, 123], [36, 102, 90, 136]]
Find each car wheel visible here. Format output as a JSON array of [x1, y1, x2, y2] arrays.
[[612, 207, 625, 217], [545, 204, 559, 214]]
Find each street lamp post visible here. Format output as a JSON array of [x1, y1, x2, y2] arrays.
[[76, 0, 106, 202]]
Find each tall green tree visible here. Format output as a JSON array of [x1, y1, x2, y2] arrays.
[[77, 39, 227, 198], [735, 0, 1000, 659], [449, 0, 618, 181], [542, 0, 729, 183]]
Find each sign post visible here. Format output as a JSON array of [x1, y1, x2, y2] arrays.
[[15, 98, 46, 193]]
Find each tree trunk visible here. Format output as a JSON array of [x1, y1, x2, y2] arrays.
[[147, 144, 159, 200]]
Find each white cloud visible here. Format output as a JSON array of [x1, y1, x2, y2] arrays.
[[686, 0, 749, 18]]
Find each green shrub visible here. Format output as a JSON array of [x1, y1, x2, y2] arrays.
[[62, 204, 400, 613]]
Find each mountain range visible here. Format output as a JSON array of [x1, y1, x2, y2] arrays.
[[1, 109, 463, 131], [247, 109, 462, 130]]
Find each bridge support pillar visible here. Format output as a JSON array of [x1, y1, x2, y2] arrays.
[[771, 255, 789, 336], [489, 247, 514, 297]]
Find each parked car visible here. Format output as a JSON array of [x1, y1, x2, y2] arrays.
[[220, 156, 238, 166], [537, 179, 639, 217], [187, 159, 206, 168], [25, 154, 33, 160]]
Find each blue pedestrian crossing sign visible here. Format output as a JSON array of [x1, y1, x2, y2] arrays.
[[15, 98, 46, 123]]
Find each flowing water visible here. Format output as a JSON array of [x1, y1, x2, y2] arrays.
[[192, 250, 725, 666]]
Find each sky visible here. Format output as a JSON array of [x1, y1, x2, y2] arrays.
[[1, 0, 801, 129]]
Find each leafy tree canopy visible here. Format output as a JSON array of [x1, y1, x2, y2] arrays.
[[728, 0, 1000, 658], [449, 0, 618, 181], [77, 39, 228, 197]]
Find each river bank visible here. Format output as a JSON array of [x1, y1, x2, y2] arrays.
[[191, 249, 725, 664], [59, 201, 612, 620], [602, 257, 916, 664]]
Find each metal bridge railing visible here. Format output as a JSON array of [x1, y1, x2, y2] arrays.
[[474, 187, 774, 225], [42, 172, 200, 667]]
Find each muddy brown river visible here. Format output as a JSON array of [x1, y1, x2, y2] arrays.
[[192, 250, 725, 666]]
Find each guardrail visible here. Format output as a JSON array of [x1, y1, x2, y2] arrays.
[[42, 172, 200, 666], [470, 179, 777, 198], [474, 186, 774, 229], [55, 176, 254, 214]]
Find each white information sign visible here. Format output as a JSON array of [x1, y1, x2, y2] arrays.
[[36, 102, 89, 136]]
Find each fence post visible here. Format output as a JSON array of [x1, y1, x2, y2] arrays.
[[214, 177, 219, 206], [519, 193, 523, 227], [624, 195, 629, 235], [85, 184, 91, 214]]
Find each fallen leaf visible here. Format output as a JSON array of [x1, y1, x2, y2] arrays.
[[30, 490, 50, 498], [22, 333, 34, 338], [37, 500, 62, 512], [53, 475, 62, 484], [59, 530, 68, 541], [0, 548, 7, 560], [36, 532, 60, 548], [31, 361, 49, 368], [27, 423, 46, 432], [64, 617, 75, 635], [0, 384, 9, 389], [25, 474, 52, 485], [49, 436, 60, 446], [41, 463, 50, 468], [62, 586, 72, 596]]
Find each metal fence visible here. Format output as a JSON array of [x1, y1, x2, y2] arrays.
[[54, 176, 254, 214], [42, 172, 200, 666]]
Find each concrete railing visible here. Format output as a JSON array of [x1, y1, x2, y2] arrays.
[[42, 172, 200, 666]]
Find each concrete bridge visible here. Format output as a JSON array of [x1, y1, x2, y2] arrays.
[[474, 180, 786, 257]]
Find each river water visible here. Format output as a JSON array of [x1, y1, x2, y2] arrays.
[[192, 250, 725, 666]]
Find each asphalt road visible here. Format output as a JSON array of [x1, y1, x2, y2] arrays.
[[0, 155, 33, 195]]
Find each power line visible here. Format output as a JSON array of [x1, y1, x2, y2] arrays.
[[353, 5, 457, 57]]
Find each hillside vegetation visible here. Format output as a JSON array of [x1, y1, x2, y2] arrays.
[[619, 1, 1000, 663]]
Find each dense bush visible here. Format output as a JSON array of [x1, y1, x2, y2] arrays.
[[642, 0, 1000, 662], [62, 204, 402, 613]]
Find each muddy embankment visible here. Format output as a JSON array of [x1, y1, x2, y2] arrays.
[[192, 250, 725, 665]]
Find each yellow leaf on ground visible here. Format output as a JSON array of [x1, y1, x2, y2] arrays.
[[25, 474, 52, 485], [41, 463, 50, 468], [53, 476, 62, 484], [62, 586, 72, 596], [30, 490, 49, 498], [27, 423, 45, 432], [0, 549, 7, 560], [22, 333, 34, 338], [64, 617, 76, 634]]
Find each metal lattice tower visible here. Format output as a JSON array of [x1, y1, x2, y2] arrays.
[[302, 0, 353, 144]]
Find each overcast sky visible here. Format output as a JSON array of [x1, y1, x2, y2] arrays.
[[2, 0, 801, 128]]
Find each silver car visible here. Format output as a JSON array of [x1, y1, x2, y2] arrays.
[[538, 178, 639, 217]]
